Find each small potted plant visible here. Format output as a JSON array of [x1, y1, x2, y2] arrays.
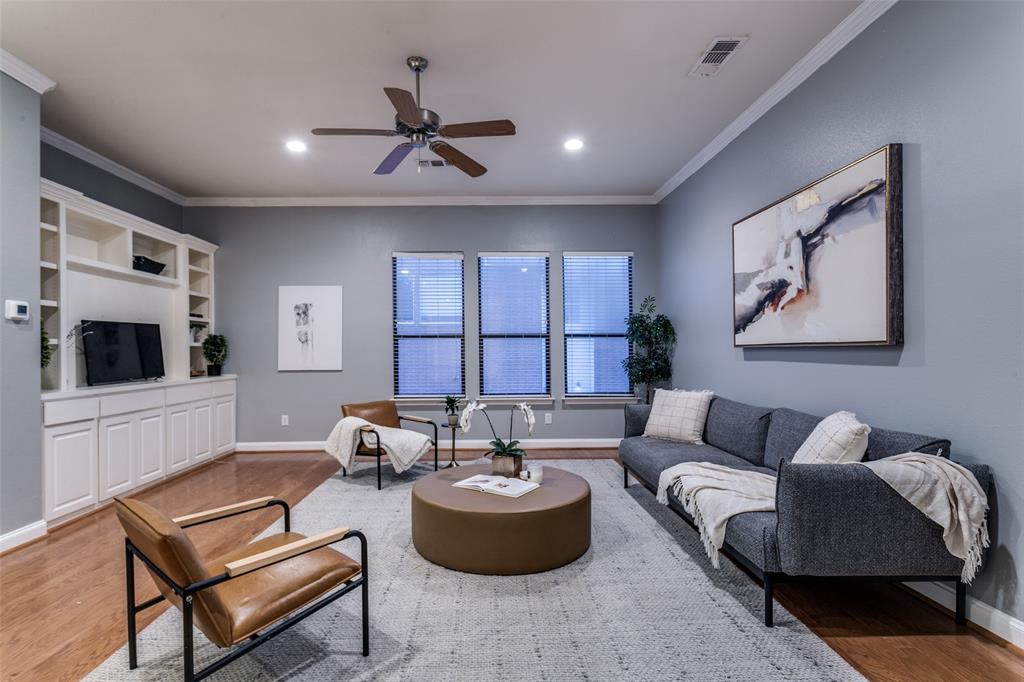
[[443, 395, 462, 427], [41, 328, 53, 369], [460, 401, 535, 477], [202, 334, 228, 376]]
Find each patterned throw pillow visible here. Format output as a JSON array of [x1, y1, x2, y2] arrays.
[[644, 389, 715, 443], [791, 411, 871, 464]]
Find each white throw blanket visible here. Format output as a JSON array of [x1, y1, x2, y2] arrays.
[[656, 463, 776, 568], [324, 416, 431, 474], [856, 453, 989, 583]]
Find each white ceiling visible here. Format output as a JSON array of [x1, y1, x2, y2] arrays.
[[2, 1, 859, 199]]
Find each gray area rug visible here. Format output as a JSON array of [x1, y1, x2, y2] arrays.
[[87, 459, 863, 681]]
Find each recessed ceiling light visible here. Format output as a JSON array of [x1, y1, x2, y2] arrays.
[[563, 138, 584, 151], [285, 139, 307, 153]]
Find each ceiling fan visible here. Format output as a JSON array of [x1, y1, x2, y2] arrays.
[[312, 56, 516, 177]]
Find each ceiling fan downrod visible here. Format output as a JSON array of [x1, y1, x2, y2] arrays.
[[406, 56, 428, 107]]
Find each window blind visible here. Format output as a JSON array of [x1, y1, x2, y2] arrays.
[[478, 254, 550, 396], [392, 254, 464, 396], [563, 253, 633, 395]]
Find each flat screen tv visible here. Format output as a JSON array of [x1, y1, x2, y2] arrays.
[[82, 320, 165, 386]]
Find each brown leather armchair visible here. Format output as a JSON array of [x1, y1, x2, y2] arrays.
[[116, 495, 368, 682], [341, 399, 438, 489]]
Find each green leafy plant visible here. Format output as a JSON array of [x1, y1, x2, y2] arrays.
[[622, 295, 677, 403], [443, 395, 462, 416], [202, 334, 228, 366], [41, 328, 53, 369], [486, 437, 526, 458]]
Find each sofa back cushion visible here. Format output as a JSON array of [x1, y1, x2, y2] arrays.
[[703, 397, 773, 466], [764, 408, 952, 471]]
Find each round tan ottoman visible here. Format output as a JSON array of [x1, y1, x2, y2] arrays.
[[411, 463, 591, 575]]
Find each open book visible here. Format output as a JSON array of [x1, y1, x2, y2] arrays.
[[452, 474, 539, 498]]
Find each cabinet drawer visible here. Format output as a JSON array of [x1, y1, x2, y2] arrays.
[[210, 379, 236, 398], [100, 389, 164, 417], [165, 383, 213, 406], [44, 398, 100, 426]]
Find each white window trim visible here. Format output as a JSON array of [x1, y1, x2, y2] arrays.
[[393, 251, 464, 259], [562, 251, 634, 258]]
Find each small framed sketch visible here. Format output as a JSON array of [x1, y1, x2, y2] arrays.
[[732, 144, 902, 347], [278, 286, 343, 370]]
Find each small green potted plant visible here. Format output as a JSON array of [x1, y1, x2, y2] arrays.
[[202, 334, 228, 376], [443, 395, 462, 427], [41, 328, 53, 369]]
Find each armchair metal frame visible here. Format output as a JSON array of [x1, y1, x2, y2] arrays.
[[124, 498, 368, 682], [341, 415, 438, 490]]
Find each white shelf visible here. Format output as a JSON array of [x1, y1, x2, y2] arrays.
[[188, 264, 209, 274], [66, 255, 180, 289], [47, 339, 59, 346], [41, 299, 59, 308], [190, 342, 203, 348], [188, 290, 209, 299], [40, 260, 58, 270], [40, 222, 59, 233]]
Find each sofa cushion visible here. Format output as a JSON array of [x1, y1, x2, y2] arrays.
[[791, 411, 870, 465], [703, 397, 773, 466], [644, 389, 714, 443], [765, 408, 952, 470], [619, 437, 772, 490], [663, 492, 780, 572]]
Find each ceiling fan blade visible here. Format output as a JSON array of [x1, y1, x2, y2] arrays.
[[312, 128, 397, 136], [438, 119, 516, 138], [429, 141, 487, 177], [373, 143, 415, 175], [383, 87, 420, 127]]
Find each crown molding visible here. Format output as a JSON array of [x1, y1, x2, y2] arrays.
[[40, 127, 187, 205], [0, 50, 55, 94], [182, 194, 656, 207], [652, 0, 898, 203]]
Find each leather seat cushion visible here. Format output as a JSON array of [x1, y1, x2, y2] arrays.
[[206, 532, 362, 643]]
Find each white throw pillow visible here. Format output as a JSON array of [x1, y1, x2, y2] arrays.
[[791, 411, 871, 464], [644, 389, 715, 444]]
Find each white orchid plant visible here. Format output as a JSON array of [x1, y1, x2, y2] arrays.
[[459, 400, 535, 458]]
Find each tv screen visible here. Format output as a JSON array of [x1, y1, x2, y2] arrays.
[[82, 320, 165, 386]]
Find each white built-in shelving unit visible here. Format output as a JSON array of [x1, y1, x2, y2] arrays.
[[37, 180, 234, 529]]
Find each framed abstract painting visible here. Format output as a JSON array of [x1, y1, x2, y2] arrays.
[[732, 144, 902, 347], [277, 285, 344, 370]]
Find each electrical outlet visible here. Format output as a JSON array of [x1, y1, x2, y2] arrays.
[[544, 412, 553, 425], [281, 415, 289, 427]]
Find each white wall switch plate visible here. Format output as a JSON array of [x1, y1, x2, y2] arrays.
[[4, 300, 30, 322], [280, 415, 289, 426], [544, 413, 553, 425]]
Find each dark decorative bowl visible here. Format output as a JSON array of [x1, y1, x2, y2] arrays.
[[133, 255, 166, 275]]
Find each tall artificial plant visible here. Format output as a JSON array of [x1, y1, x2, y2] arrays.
[[622, 295, 677, 403]]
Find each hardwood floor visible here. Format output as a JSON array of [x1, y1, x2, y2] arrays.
[[0, 450, 1020, 681]]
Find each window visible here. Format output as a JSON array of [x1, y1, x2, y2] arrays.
[[563, 253, 633, 396], [392, 253, 464, 396], [479, 253, 550, 396]]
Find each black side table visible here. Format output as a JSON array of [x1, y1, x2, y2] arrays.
[[443, 422, 460, 468]]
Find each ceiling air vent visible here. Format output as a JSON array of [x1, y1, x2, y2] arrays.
[[689, 36, 748, 77]]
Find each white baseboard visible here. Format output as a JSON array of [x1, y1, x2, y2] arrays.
[[906, 581, 1024, 648], [236, 437, 621, 453], [0, 520, 47, 552]]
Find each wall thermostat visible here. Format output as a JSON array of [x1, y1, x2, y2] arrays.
[[4, 300, 31, 322]]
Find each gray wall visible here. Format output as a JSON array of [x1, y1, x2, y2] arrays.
[[656, 1, 1024, 620], [41, 142, 182, 230], [0, 74, 43, 533], [184, 205, 658, 442]]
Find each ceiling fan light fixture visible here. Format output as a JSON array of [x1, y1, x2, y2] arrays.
[[285, 139, 307, 153], [563, 138, 584, 151]]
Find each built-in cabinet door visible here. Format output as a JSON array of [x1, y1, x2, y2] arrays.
[[44, 421, 98, 520], [214, 395, 236, 455], [192, 400, 213, 463], [165, 403, 191, 474], [98, 414, 135, 500], [136, 409, 165, 485]]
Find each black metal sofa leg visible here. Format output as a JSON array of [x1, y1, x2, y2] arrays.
[[764, 573, 776, 627], [183, 596, 195, 682], [623, 465, 629, 489], [955, 580, 967, 625]]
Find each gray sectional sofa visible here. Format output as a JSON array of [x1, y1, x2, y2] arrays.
[[619, 397, 991, 626]]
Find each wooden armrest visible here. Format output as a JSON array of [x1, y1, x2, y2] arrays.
[[400, 415, 433, 424], [173, 496, 275, 528], [224, 527, 351, 577]]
